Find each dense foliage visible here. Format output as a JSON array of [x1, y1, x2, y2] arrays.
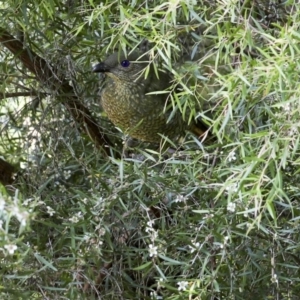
[[1, 0, 300, 299]]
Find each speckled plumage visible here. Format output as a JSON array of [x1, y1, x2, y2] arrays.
[[93, 51, 209, 143]]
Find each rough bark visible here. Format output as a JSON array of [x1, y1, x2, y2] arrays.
[[0, 157, 15, 186]]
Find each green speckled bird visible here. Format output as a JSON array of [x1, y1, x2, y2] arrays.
[[93, 51, 211, 143]]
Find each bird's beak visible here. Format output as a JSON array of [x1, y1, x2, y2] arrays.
[[92, 62, 110, 73]]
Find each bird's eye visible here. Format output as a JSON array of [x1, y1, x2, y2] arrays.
[[121, 60, 130, 68]]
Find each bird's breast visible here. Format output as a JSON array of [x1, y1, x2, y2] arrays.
[[100, 80, 185, 142], [102, 82, 157, 124]]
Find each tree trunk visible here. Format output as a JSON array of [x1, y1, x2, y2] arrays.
[[0, 157, 15, 185]]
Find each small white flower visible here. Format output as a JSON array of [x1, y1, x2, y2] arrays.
[[83, 234, 90, 241], [152, 230, 158, 239], [225, 183, 238, 193], [98, 228, 105, 236], [174, 195, 185, 203], [146, 221, 157, 239], [227, 151, 237, 162], [149, 244, 158, 257], [16, 210, 29, 226], [46, 206, 55, 216], [147, 229, 158, 241], [203, 213, 214, 220], [150, 291, 163, 299], [59, 185, 66, 193], [177, 280, 189, 291], [69, 216, 78, 223], [157, 277, 165, 289], [69, 213, 82, 223], [189, 240, 200, 253], [223, 236, 230, 247], [23, 198, 33, 206], [145, 226, 153, 233], [147, 220, 155, 227], [271, 273, 278, 283], [4, 244, 17, 255], [227, 202, 236, 213], [63, 170, 72, 180]]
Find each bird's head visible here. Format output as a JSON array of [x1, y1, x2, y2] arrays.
[[93, 51, 149, 82]]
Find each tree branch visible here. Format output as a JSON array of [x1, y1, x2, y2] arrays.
[[0, 91, 38, 100], [0, 28, 113, 156]]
